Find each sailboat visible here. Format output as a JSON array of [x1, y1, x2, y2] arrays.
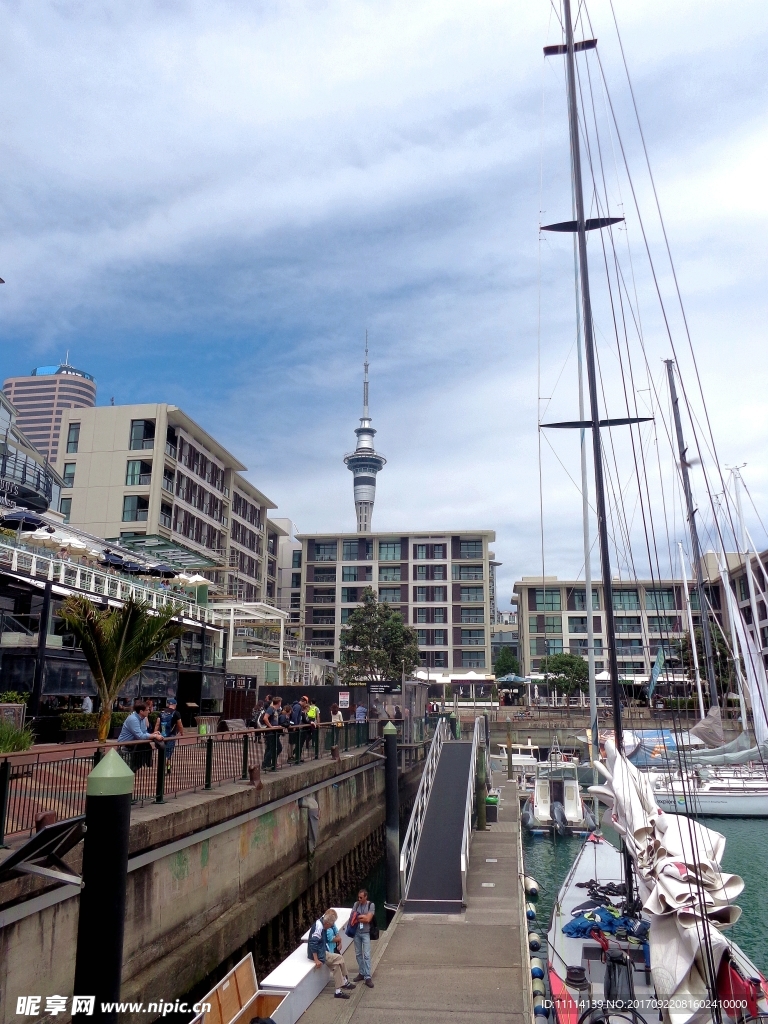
[[533, 2, 768, 1021]]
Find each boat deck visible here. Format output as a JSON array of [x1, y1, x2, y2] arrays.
[[297, 769, 529, 1024]]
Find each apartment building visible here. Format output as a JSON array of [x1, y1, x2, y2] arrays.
[[0, 391, 63, 514], [54, 403, 277, 600], [513, 575, 726, 679], [271, 517, 302, 630], [3, 362, 96, 462], [296, 531, 496, 671]]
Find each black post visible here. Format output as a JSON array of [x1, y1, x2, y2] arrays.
[[73, 749, 134, 1023], [155, 742, 166, 803], [384, 722, 400, 908], [0, 758, 10, 847], [204, 736, 213, 789], [242, 733, 251, 779], [29, 580, 52, 718]]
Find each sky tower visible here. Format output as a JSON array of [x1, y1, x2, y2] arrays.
[[343, 335, 386, 533]]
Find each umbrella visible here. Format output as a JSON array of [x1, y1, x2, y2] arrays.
[[184, 574, 209, 585], [145, 563, 178, 579], [2, 510, 46, 531], [120, 561, 147, 575], [100, 552, 124, 567]]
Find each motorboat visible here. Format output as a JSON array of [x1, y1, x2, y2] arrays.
[[521, 760, 597, 836], [647, 765, 768, 818]]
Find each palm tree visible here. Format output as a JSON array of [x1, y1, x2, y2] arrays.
[[60, 596, 185, 742]]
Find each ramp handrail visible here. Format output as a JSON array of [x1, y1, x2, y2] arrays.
[[399, 716, 449, 900], [460, 716, 485, 904]]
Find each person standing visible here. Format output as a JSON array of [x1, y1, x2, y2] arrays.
[[117, 701, 154, 771], [307, 910, 356, 999], [159, 697, 183, 771], [351, 889, 375, 988], [81, 694, 93, 714], [355, 702, 367, 723], [330, 703, 344, 727], [261, 697, 284, 770]]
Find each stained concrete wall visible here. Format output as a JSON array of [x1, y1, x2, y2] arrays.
[[0, 751, 422, 1024]]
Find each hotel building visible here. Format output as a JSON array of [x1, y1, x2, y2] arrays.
[[3, 362, 97, 462]]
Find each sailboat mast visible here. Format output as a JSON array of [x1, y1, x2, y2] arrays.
[[562, 0, 624, 750], [664, 359, 719, 707]]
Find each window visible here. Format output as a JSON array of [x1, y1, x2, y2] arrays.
[[162, 467, 175, 493], [434, 586, 447, 601], [292, 550, 302, 569], [159, 502, 172, 529], [66, 423, 80, 453], [62, 463, 76, 487], [738, 576, 749, 603], [341, 587, 359, 603], [460, 540, 483, 559], [313, 567, 336, 583], [342, 539, 373, 560], [569, 638, 603, 654], [314, 542, 337, 562], [461, 608, 484, 623], [312, 609, 335, 624], [416, 629, 428, 646], [122, 495, 149, 522], [379, 540, 401, 561], [434, 630, 447, 645], [616, 638, 643, 652], [312, 586, 335, 603], [415, 587, 427, 603], [646, 588, 675, 611], [452, 564, 483, 580], [126, 460, 152, 485], [291, 572, 301, 588], [342, 566, 358, 582], [165, 426, 178, 459], [619, 661, 645, 673], [613, 589, 640, 611], [460, 586, 483, 603], [379, 587, 402, 603], [59, 497, 72, 523], [291, 593, 301, 609], [340, 609, 352, 624], [129, 419, 155, 451], [529, 638, 563, 656], [461, 651, 486, 668], [615, 616, 641, 633], [570, 588, 599, 610], [647, 615, 681, 633], [311, 629, 335, 641], [568, 616, 588, 634], [534, 588, 561, 611], [461, 629, 485, 646], [379, 565, 401, 581], [530, 615, 562, 634], [414, 542, 446, 559], [434, 608, 446, 623]]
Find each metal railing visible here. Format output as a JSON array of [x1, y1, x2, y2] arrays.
[[399, 717, 449, 900], [0, 538, 219, 624], [460, 716, 484, 904], [0, 722, 371, 842]]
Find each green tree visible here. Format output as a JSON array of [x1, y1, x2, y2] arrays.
[[541, 652, 589, 696], [60, 596, 185, 741], [680, 625, 733, 702], [339, 587, 420, 685], [493, 646, 520, 678]]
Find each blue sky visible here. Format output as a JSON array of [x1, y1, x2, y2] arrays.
[[2, 0, 767, 609]]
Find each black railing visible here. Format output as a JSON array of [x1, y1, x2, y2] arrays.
[[0, 723, 373, 841]]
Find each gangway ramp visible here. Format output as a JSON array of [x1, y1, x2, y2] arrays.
[[404, 741, 473, 912]]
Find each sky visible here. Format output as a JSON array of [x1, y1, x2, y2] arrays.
[[1, 0, 768, 610]]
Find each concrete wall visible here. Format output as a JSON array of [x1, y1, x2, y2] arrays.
[[0, 751, 421, 1024]]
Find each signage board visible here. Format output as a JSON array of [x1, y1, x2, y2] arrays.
[[338, 691, 350, 708], [366, 681, 402, 695]]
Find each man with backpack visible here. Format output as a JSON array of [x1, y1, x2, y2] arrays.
[[350, 888, 376, 988], [289, 696, 309, 761], [260, 697, 284, 770], [158, 696, 183, 771]]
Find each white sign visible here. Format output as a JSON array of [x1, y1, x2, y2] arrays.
[[338, 691, 350, 708]]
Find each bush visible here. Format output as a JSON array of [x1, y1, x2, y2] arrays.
[[0, 719, 34, 752], [0, 691, 29, 705], [61, 712, 131, 732]]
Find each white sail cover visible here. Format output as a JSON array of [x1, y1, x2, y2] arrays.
[[720, 562, 768, 747], [590, 740, 744, 1024]]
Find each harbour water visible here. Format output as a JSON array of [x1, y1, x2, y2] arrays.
[[522, 818, 768, 970]]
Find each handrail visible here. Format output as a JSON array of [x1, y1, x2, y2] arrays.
[[460, 716, 484, 904], [399, 716, 448, 900]]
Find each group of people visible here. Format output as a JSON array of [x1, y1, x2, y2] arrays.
[[247, 694, 319, 770], [116, 696, 184, 771], [307, 890, 376, 999]]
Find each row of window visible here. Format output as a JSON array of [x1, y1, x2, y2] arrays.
[[311, 607, 486, 625], [529, 638, 683, 657], [529, 586, 716, 613], [175, 471, 226, 523], [311, 585, 485, 604], [231, 491, 261, 528], [311, 540, 484, 562], [173, 507, 224, 552], [529, 614, 684, 635], [230, 519, 261, 554]]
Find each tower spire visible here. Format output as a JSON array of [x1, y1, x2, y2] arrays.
[[344, 333, 386, 533]]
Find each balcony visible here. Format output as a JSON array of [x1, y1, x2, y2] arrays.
[[311, 595, 336, 604], [129, 438, 154, 451], [165, 442, 177, 459], [162, 477, 175, 494], [122, 508, 148, 523], [159, 512, 172, 529]]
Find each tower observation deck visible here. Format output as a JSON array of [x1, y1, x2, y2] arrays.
[[343, 338, 386, 533]]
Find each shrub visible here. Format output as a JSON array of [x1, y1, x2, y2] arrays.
[[61, 711, 131, 732], [0, 691, 29, 705], [0, 719, 34, 752]]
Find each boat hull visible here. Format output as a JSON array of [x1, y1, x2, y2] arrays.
[[653, 789, 768, 817]]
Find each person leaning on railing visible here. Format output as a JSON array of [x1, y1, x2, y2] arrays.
[[117, 700, 159, 771]]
